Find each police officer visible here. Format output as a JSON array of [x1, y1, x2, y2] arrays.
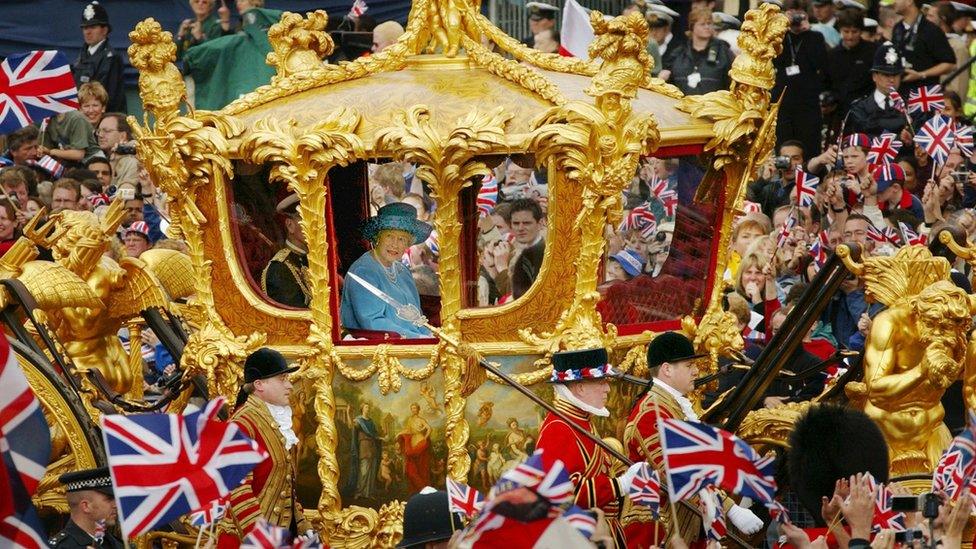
[[73, 2, 127, 113], [847, 42, 917, 137], [50, 467, 122, 548], [261, 194, 311, 308]]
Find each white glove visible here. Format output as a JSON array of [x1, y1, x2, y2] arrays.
[[615, 461, 645, 492], [727, 504, 764, 535], [296, 530, 319, 544]]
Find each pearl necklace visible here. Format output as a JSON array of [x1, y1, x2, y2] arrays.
[[375, 251, 398, 283]]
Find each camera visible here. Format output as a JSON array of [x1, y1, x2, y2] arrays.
[[773, 155, 792, 170], [115, 143, 137, 155], [891, 492, 941, 518], [894, 529, 923, 544]]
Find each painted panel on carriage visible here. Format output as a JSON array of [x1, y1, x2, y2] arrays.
[[291, 353, 644, 509]]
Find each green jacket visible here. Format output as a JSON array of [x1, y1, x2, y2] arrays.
[[182, 8, 283, 111], [176, 13, 231, 59]]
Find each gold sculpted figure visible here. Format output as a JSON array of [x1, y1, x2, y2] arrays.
[[846, 280, 976, 473]]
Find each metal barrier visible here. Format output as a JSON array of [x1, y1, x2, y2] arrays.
[[487, 0, 632, 42]]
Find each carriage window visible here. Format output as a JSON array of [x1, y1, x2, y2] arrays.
[[597, 154, 718, 331], [467, 157, 549, 308]]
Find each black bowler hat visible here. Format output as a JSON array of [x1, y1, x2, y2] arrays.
[[549, 347, 617, 383], [646, 332, 706, 369], [398, 489, 463, 548], [243, 348, 299, 383], [80, 1, 111, 29], [59, 466, 114, 496], [872, 42, 905, 75]]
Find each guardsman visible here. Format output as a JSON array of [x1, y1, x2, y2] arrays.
[[51, 467, 123, 548], [261, 194, 311, 308], [535, 347, 644, 548], [73, 2, 127, 113], [218, 348, 316, 547], [622, 332, 764, 547]]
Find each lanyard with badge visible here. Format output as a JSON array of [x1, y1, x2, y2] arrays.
[[785, 33, 802, 76]]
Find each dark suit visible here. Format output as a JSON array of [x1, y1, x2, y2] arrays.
[[511, 238, 545, 299], [261, 243, 311, 308], [826, 40, 877, 111], [72, 41, 127, 112], [50, 519, 123, 549], [847, 93, 916, 137]]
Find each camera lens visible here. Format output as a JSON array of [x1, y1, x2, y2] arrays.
[[922, 492, 941, 519]]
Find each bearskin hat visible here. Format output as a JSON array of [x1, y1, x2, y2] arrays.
[[788, 404, 889, 525]]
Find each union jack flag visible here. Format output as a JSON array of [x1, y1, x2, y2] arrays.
[[0, 50, 79, 134], [447, 477, 484, 518], [477, 172, 498, 217], [954, 124, 974, 157], [660, 419, 777, 504], [777, 211, 797, 248], [697, 486, 727, 541], [628, 463, 661, 517], [101, 397, 268, 538], [28, 154, 64, 179], [649, 175, 670, 199], [659, 190, 679, 218], [348, 0, 368, 17], [768, 499, 791, 525], [563, 506, 598, 539], [620, 202, 657, 239], [899, 222, 926, 246], [888, 88, 906, 113], [241, 518, 289, 549], [915, 114, 956, 166], [742, 201, 762, 214], [494, 450, 575, 510], [795, 170, 819, 207], [865, 474, 906, 532], [932, 420, 976, 499], [809, 239, 827, 267], [0, 335, 50, 549], [189, 497, 227, 527], [867, 133, 902, 166], [907, 85, 945, 114]]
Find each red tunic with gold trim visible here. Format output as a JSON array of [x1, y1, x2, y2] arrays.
[[622, 382, 702, 548], [535, 397, 626, 548], [217, 395, 309, 547]]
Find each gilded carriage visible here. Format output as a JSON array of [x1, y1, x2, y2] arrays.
[[11, 0, 891, 544]]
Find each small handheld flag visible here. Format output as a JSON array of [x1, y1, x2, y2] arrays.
[[447, 477, 484, 518], [907, 85, 946, 114]]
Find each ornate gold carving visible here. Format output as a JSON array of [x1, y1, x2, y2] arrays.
[[335, 344, 439, 394], [737, 401, 812, 449], [325, 501, 406, 548], [239, 112, 363, 517], [837, 245, 950, 307], [376, 105, 511, 481], [128, 20, 185, 115], [267, 11, 332, 82], [461, 37, 566, 105], [521, 12, 659, 356]]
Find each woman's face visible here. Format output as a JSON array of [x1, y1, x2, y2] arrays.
[[740, 265, 765, 289], [80, 99, 105, 126], [374, 229, 414, 265], [0, 208, 15, 240], [843, 147, 867, 174], [944, 100, 960, 119], [733, 226, 764, 256], [692, 19, 714, 40]]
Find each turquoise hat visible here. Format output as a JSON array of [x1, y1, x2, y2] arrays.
[[362, 202, 433, 245]]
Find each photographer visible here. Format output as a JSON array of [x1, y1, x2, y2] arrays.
[[747, 141, 806, 218], [773, 0, 828, 158], [96, 113, 138, 189]]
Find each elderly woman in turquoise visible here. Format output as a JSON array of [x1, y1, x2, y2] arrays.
[[341, 203, 433, 338]]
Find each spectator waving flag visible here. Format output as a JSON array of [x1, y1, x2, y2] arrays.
[[915, 114, 956, 166], [477, 172, 498, 217], [795, 171, 820, 207], [776, 210, 797, 247], [627, 463, 661, 517], [865, 474, 906, 533], [0, 334, 50, 549], [954, 124, 974, 157], [907, 85, 945, 114], [348, 0, 368, 17], [447, 477, 484, 518], [101, 397, 268, 538], [660, 418, 777, 505], [867, 133, 902, 166], [0, 50, 79, 134], [620, 202, 657, 238], [649, 175, 669, 199]]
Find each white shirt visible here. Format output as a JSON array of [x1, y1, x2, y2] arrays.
[[653, 378, 699, 421], [87, 40, 105, 55], [873, 89, 888, 110], [266, 402, 299, 449]]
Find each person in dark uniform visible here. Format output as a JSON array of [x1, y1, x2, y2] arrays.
[[50, 467, 122, 548], [890, 0, 955, 95], [261, 194, 310, 308], [522, 2, 559, 48], [847, 42, 918, 137], [773, 0, 829, 158], [73, 2, 127, 113], [825, 10, 877, 113]]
